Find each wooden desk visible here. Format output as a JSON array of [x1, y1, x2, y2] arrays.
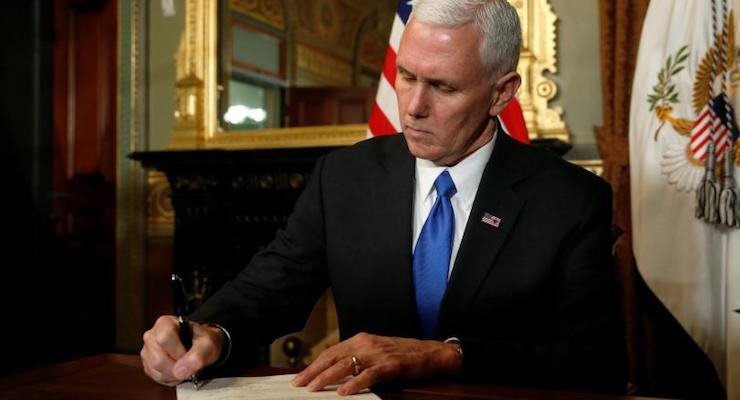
[[0, 354, 668, 400]]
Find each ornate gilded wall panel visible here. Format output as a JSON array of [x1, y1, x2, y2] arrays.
[[171, 0, 217, 149], [230, 0, 286, 30], [296, 44, 353, 86], [512, 0, 568, 141], [294, 0, 362, 55], [147, 171, 174, 237]]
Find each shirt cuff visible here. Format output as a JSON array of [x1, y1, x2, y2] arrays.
[[443, 336, 464, 363], [206, 322, 232, 368]]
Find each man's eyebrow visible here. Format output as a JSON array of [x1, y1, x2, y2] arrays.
[[397, 65, 413, 76], [396, 65, 455, 87]]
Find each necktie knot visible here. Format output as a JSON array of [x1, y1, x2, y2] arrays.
[[434, 170, 456, 199]]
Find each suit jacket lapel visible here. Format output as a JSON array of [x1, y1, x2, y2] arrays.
[[372, 135, 418, 335], [439, 131, 537, 331]]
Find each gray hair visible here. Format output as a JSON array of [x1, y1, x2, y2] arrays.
[[410, 0, 521, 81]]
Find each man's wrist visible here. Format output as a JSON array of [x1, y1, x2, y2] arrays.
[[442, 337, 463, 375], [201, 322, 232, 368]]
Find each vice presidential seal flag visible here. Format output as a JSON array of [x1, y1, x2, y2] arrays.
[[630, 0, 740, 395]]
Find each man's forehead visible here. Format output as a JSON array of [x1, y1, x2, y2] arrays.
[[397, 20, 484, 79], [398, 20, 481, 58]]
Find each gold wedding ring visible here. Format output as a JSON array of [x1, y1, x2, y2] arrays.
[[351, 355, 361, 376]]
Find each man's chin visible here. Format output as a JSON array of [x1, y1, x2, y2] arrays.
[[405, 141, 442, 163]]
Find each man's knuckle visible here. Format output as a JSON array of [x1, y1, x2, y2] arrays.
[[154, 329, 172, 346], [358, 332, 379, 346], [148, 355, 165, 370]]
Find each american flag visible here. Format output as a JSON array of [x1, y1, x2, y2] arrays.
[[690, 93, 739, 162], [367, 0, 530, 144], [481, 212, 501, 228]]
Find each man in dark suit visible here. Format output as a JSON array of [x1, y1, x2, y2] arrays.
[[141, 0, 626, 395]]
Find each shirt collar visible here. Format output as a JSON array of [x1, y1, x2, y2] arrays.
[[415, 131, 496, 206]]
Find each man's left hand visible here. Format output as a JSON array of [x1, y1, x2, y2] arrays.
[[291, 332, 462, 396]]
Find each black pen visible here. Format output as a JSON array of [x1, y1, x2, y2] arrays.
[[171, 273, 199, 390]]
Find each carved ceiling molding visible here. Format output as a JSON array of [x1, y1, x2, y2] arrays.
[[229, 0, 286, 30]]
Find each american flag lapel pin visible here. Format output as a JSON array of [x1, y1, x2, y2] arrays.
[[481, 212, 501, 228]]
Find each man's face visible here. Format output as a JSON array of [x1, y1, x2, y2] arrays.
[[396, 20, 519, 166]]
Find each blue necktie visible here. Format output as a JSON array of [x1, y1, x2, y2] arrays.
[[413, 170, 456, 338]]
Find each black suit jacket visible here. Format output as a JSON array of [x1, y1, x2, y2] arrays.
[[192, 131, 627, 392]]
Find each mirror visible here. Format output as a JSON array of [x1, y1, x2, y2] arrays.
[[168, 0, 569, 150]]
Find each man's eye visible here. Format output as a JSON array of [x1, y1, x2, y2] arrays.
[[434, 84, 455, 93]]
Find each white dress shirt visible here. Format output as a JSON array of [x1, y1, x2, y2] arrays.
[[412, 134, 496, 278]]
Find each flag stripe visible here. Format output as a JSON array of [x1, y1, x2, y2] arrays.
[[389, 14, 406, 52], [382, 46, 398, 89], [499, 97, 529, 144], [690, 120, 710, 141], [375, 75, 401, 130], [693, 134, 711, 153], [369, 102, 398, 137]]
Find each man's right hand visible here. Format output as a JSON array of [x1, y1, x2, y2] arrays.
[[140, 316, 225, 386]]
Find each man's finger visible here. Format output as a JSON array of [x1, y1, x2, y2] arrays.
[[306, 356, 356, 392], [142, 359, 179, 386], [292, 355, 338, 386], [141, 344, 178, 385], [171, 346, 210, 380], [292, 344, 348, 386], [171, 323, 224, 380], [337, 366, 388, 396], [150, 316, 187, 359]]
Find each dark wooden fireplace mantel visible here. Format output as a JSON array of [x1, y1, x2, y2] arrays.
[[130, 146, 336, 309]]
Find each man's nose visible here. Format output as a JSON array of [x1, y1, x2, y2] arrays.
[[406, 85, 429, 118]]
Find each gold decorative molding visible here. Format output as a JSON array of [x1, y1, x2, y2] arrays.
[[171, 0, 218, 149], [117, 0, 149, 352], [295, 0, 362, 54], [229, 0, 286, 30], [513, 0, 569, 142], [147, 172, 174, 237], [296, 44, 353, 86], [207, 123, 367, 149]]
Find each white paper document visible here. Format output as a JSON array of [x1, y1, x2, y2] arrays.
[[176, 374, 380, 400]]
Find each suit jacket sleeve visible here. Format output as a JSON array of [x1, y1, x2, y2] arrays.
[[458, 179, 626, 393], [189, 156, 331, 364]]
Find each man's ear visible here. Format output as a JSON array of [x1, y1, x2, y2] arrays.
[[489, 72, 521, 116]]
